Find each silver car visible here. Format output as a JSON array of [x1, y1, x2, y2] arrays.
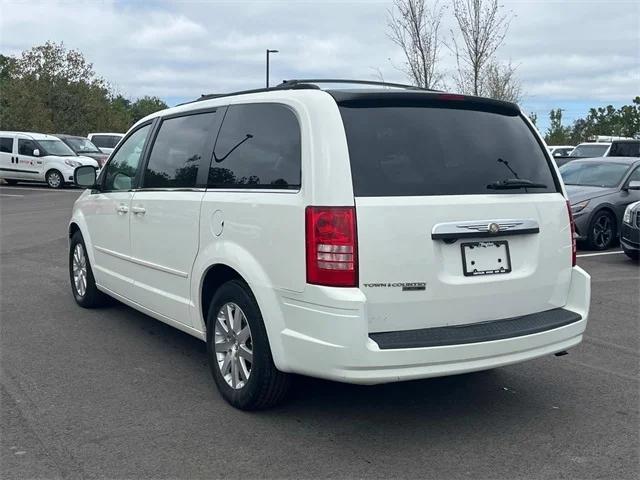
[[560, 157, 640, 250]]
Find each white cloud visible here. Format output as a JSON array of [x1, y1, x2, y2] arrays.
[[0, 0, 638, 109]]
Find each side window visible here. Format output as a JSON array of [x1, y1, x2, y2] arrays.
[[143, 112, 218, 189], [0, 137, 13, 153], [103, 125, 151, 191], [209, 104, 301, 189], [18, 139, 38, 156], [627, 167, 640, 183]]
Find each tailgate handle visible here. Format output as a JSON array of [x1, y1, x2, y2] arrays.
[[431, 219, 539, 241]]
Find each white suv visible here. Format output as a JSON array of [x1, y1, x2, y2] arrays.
[[69, 80, 591, 409]]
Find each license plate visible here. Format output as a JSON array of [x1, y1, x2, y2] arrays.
[[461, 241, 511, 276]]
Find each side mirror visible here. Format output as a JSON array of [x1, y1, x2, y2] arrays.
[[33, 149, 40, 157], [627, 180, 640, 191], [74, 165, 97, 188]]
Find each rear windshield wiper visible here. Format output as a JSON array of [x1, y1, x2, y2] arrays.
[[487, 178, 548, 190]]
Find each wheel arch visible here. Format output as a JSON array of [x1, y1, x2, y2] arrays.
[[200, 264, 248, 330]]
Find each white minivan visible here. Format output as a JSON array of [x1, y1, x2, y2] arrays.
[[0, 131, 99, 188], [69, 80, 591, 409]]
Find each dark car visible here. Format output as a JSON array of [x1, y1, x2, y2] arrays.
[[55, 134, 109, 168], [621, 201, 640, 261], [560, 157, 640, 250]]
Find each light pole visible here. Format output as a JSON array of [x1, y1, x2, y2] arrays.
[[266, 49, 278, 88]]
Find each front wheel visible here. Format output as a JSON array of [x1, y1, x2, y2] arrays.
[[46, 169, 64, 189], [206, 280, 291, 410], [69, 231, 107, 307], [587, 210, 617, 250]]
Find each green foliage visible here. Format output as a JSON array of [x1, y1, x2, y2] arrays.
[[0, 42, 168, 135], [544, 98, 640, 145]]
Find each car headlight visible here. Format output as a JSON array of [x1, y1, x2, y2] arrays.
[[623, 204, 633, 224], [65, 159, 82, 168], [571, 200, 590, 214]]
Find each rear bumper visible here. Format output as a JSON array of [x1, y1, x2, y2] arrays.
[[275, 267, 590, 384]]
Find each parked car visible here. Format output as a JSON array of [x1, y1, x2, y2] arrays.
[[0, 131, 99, 188], [87, 132, 124, 155], [560, 157, 640, 249], [69, 80, 591, 410], [621, 201, 640, 260], [608, 139, 640, 157], [55, 134, 109, 168], [549, 145, 575, 158], [569, 142, 611, 158]]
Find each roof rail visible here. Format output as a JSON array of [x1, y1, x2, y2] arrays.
[[180, 78, 436, 106], [278, 79, 438, 92]]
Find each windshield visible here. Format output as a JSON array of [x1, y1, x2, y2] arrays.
[[339, 103, 557, 196], [560, 161, 629, 187], [38, 139, 75, 156], [570, 144, 609, 157], [65, 137, 101, 154]]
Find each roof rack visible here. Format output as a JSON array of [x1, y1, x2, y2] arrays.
[[183, 78, 436, 105], [277, 79, 437, 92]]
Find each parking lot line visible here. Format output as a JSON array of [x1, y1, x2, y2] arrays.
[[0, 193, 24, 197], [577, 251, 624, 258]]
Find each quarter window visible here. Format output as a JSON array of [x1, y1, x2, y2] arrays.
[[143, 112, 218, 189], [18, 139, 38, 156], [103, 125, 151, 191], [0, 137, 13, 153], [209, 104, 301, 189]]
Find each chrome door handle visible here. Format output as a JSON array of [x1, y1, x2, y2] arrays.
[[131, 206, 146, 215], [116, 204, 129, 214]]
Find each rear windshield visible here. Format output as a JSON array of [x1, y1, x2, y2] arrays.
[[91, 135, 122, 149], [339, 104, 558, 196]]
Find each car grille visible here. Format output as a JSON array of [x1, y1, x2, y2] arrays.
[[636, 211, 640, 228]]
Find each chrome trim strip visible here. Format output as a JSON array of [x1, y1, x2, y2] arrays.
[[431, 219, 540, 240], [94, 246, 189, 278]]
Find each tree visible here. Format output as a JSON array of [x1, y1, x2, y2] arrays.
[[484, 60, 522, 103], [450, 0, 512, 97], [567, 97, 640, 143], [0, 42, 168, 135], [387, 0, 445, 89], [545, 109, 571, 145]]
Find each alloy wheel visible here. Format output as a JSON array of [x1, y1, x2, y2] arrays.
[[214, 302, 253, 389], [72, 243, 87, 297], [592, 214, 613, 249]]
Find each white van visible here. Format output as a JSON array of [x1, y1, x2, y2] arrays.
[[69, 80, 591, 409], [87, 132, 124, 155], [0, 132, 99, 188]]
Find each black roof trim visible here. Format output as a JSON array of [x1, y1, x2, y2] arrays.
[[278, 78, 438, 92], [329, 90, 521, 115]]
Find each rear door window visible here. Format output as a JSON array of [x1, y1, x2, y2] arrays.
[[0, 137, 13, 153], [143, 111, 218, 189], [209, 103, 301, 189], [339, 102, 558, 196]]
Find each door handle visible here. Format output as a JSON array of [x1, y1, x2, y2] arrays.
[[116, 204, 129, 214], [131, 206, 146, 215]]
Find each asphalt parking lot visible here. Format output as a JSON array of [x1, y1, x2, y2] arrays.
[[1, 184, 638, 480]]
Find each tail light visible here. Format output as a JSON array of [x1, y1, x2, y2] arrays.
[[305, 206, 358, 287], [566, 200, 577, 266]]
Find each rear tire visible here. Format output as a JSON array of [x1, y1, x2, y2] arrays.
[[587, 210, 617, 250], [4, 179, 18, 185], [69, 231, 107, 308], [46, 169, 64, 189], [206, 280, 291, 410]]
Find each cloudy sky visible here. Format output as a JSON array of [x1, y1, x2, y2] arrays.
[[1, 0, 638, 130]]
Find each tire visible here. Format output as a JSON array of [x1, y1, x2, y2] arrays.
[[4, 179, 18, 185], [46, 169, 64, 189], [206, 280, 291, 410], [587, 210, 617, 250], [69, 231, 107, 308]]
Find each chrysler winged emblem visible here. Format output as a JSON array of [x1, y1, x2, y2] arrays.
[[488, 222, 500, 234]]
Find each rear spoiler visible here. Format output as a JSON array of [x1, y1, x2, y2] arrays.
[[329, 91, 520, 116]]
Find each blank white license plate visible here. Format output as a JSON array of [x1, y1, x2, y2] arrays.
[[461, 241, 511, 276]]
